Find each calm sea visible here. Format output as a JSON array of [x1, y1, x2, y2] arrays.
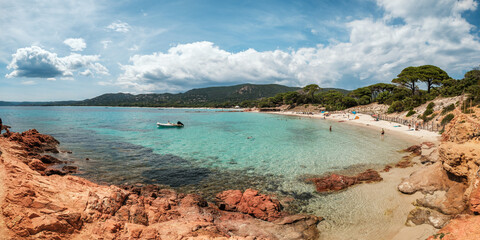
[[0, 106, 415, 238]]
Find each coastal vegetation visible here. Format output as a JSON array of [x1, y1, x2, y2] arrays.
[[251, 65, 480, 112]]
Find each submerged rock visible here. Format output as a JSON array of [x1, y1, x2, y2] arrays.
[[307, 169, 382, 193], [404, 144, 422, 155]]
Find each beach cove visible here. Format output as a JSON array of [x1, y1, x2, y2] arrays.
[[0, 106, 442, 239]]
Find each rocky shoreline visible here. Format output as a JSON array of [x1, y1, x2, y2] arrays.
[[396, 108, 480, 239], [1, 106, 479, 239], [0, 128, 321, 239]]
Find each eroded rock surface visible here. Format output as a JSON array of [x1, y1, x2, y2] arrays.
[[398, 162, 457, 195]]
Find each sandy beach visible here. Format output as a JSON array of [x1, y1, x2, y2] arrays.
[[269, 111, 441, 144]]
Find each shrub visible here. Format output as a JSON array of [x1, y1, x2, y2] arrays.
[[406, 110, 416, 117], [427, 102, 435, 109], [441, 104, 455, 115], [441, 113, 455, 125], [423, 108, 433, 116], [387, 101, 404, 113]]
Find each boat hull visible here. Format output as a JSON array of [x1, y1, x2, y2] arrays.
[[157, 123, 184, 128]]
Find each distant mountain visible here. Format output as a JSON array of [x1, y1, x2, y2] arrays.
[[0, 101, 77, 106], [75, 84, 303, 107], [0, 84, 350, 107]]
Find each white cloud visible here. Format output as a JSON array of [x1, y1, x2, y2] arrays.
[[6, 46, 109, 79], [117, 0, 480, 92], [80, 69, 93, 76], [106, 21, 131, 33], [63, 38, 86, 51], [101, 40, 112, 49], [21, 80, 36, 85], [128, 45, 139, 51], [377, 0, 478, 22]]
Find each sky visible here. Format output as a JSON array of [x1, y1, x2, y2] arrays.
[[1, 0, 480, 101]]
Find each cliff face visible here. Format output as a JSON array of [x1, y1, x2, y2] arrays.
[[0, 130, 321, 240]]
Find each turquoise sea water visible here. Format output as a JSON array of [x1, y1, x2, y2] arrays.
[[0, 106, 415, 237]]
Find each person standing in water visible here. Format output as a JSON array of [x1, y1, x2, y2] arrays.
[[329, 126, 332, 132], [381, 128, 385, 136]]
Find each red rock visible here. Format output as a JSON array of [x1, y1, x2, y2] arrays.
[[216, 189, 283, 222], [61, 165, 78, 173], [307, 169, 382, 193], [26, 215, 72, 235], [355, 169, 382, 182], [28, 159, 46, 171], [395, 157, 413, 168], [44, 168, 67, 176], [40, 155, 63, 164], [469, 183, 480, 214], [427, 215, 480, 240], [129, 205, 148, 226], [404, 144, 422, 155], [422, 141, 436, 149], [215, 190, 243, 211], [8, 129, 59, 153]]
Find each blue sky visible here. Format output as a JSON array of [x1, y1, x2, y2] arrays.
[[1, 0, 480, 101]]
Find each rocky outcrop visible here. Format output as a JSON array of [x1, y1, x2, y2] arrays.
[[306, 169, 382, 192], [7, 129, 59, 153], [439, 141, 480, 179], [400, 108, 480, 233], [3, 129, 75, 176], [0, 129, 321, 239], [215, 189, 284, 221]]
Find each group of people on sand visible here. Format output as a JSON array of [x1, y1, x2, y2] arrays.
[[407, 123, 419, 131]]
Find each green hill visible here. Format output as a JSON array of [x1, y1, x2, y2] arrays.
[[0, 84, 349, 107], [75, 84, 303, 107]]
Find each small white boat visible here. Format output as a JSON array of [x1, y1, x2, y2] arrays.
[[157, 122, 184, 128]]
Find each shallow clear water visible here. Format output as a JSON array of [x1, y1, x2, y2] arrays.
[[0, 106, 416, 238]]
